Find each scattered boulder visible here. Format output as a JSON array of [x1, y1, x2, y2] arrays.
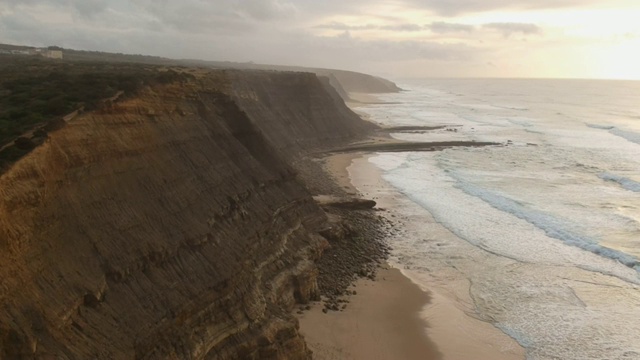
[[323, 198, 377, 210], [316, 208, 391, 312]]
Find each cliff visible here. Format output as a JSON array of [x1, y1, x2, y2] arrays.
[[0, 69, 374, 359], [213, 65, 401, 95], [312, 69, 401, 94], [224, 70, 374, 157], [321, 75, 352, 103]]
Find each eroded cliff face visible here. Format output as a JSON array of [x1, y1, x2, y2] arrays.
[[0, 70, 372, 359], [225, 70, 375, 158], [313, 69, 401, 94]]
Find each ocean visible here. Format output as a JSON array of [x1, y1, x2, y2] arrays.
[[353, 79, 640, 360]]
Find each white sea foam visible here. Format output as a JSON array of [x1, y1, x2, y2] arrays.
[[372, 152, 640, 280], [610, 127, 640, 145], [507, 118, 533, 127], [368, 152, 640, 360], [357, 78, 640, 359], [599, 172, 640, 192], [586, 123, 615, 130], [449, 171, 639, 270]]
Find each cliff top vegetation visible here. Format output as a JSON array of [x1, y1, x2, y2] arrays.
[[0, 55, 194, 168]]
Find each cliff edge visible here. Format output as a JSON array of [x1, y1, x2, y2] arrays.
[[45, 46, 403, 96], [0, 69, 375, 359]]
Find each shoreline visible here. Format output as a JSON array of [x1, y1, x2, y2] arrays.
[[300, 151, 440, 359], [298, 265, 441, 360], [297, 92, 525, 359], [347, 155, 525, 360]]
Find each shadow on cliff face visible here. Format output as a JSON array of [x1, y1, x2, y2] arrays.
[[202, 93, 295, 180]]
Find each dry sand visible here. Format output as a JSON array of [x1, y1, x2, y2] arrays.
[[322, 152, 363, 194], [354, 155, 524, 360], [301, 152, 441, 360], [298, 266, 441, 360]]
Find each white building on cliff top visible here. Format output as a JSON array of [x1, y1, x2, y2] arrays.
[[6, 47, 63, 59], [41, 49, 63, 59]]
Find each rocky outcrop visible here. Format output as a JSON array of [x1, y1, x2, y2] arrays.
[[0, 69, 373, 359]]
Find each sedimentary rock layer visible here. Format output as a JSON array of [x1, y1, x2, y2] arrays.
[[0, 69, 378, 359]]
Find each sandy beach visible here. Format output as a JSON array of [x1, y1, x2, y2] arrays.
[[346, 92, 383, 107], [298, 266, 440, 360], [299, 152, 525, 360], [298, 94, 526, 359]]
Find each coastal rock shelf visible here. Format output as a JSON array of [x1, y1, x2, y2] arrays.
[[0, 69, 383, 359], [333, 140, 501, 153]]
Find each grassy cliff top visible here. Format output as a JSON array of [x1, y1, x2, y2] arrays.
[[0, 55, 194, 167]]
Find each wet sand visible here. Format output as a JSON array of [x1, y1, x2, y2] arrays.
[[299, 151, 525, 360], [347, 155, 525, 360]]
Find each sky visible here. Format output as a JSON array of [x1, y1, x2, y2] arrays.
[[1, 0, 639, 80]]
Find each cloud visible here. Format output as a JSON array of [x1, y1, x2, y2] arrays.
[[237, 0, 297, 20], [71, 0, 110, 17], [129, 0, 298, 33], [314, 22, 424, 32], [308, 32, 481, 63], [2, 0, 110, 18], [407, 0, 607, 16], [0, 0, 629, 80], [427, 21, 475, 34], [379, 23, 423, 32], [315, 20, 478, 35], [252, 0, 613, 18], [313, 22, 377, 31], [130, 1, 248, 33], [1, 0, 298, 33], [483, 22, 541, 37], [0, 0, 483, 68]]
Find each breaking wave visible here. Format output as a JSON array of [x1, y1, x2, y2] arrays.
[[610, 128, 640, 145], [586, 123, 615, 130], [453, 177, 640, 271], [599, 173, 640, 193]]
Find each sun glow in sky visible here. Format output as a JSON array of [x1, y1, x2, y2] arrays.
[[1, 0, 639, 79]]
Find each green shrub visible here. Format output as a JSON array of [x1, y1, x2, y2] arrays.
[[45, 97, 68, 116], [14, 136, 35, 150], [0, 57, 194, 168]]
